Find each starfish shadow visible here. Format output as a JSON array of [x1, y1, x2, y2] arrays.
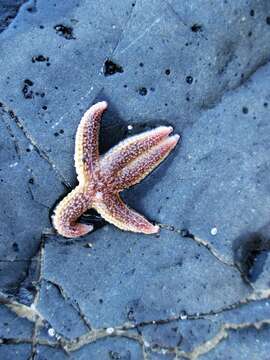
[[233, 222, 270, 283]]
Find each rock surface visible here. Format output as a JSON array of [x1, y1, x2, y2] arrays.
[[0, 0, 270, 359]]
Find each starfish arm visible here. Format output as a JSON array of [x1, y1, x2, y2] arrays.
[[93, 193, 159, 234], [113, 134, 180, 191], [75, 101, 108, 183], [100, 126, 173, 177], [52, 187, 93, 238]]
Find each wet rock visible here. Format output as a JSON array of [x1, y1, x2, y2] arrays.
[[0, 0, 270, 358]]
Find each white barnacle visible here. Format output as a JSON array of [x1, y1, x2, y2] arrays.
[[48, 328, 56, 337], [106, 327, 114, 335]]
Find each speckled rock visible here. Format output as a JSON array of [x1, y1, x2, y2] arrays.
[[0, 344, 32, 360], [0, 110, 64, 290], [36, 337, 143, 360], [42, 229, 250, 328], [1, 0, 270, 359]]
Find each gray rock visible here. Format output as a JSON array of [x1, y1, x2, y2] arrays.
[[0, 0, 28, 33], [0, 109, 64, 291], [0, 0, 270, 358], [200, 326, 270, 360], [124, 61, 270, 263], [36, 337, 143, 359], [251, 252, 270, 290], [42, 229, 250, 328], [0, 304, 33, 338], [148, 354, 175, 360], [36, 279, 90, 339], [140, 298, 270, 357], [0, 344, 31, 359]]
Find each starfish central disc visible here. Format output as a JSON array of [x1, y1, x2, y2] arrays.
[[52, 101, 179, 238]]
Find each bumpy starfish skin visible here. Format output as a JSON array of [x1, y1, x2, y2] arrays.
[[52, 101, 179, 238]]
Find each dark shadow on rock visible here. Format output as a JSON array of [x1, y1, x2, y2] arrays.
[[233, 223, 270, 283]]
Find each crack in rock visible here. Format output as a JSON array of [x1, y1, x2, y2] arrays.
[[1, 318, 270, 359], [179, 318, 270, 360], [0, 291, 44, 326], [110, 0, 138, 57], [200, 56, 270, 111], [1, 281, 270, 356], [0, 100, 71, 189], [158, 223, 250, 278], [43, 278, 92, 331]]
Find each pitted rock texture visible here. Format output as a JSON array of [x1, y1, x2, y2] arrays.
[[0, 0, 270, 359]]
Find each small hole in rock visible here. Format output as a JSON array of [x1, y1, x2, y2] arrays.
[[103, 59, 124, 76], [242, 106, 249, 114], [138, 87, 147, 96], [54, 24, 75, 39], [32, 55, 49, 63], [191, 24, 202, 32], [12, 242, 19, 252], [186, 76, 193, 84]]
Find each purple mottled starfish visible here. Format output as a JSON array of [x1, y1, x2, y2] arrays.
[[53, 101, 179, 238]]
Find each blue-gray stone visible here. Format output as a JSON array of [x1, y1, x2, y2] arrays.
[[200, 326, 270, 360], [0, 305, 33, 338], [36, 337, 143, 359], [43, 229, 250, 328], [36, 279, 90, 339], [0, 344, 31, 359], [0, 0, 270, 358], [0, 110, 64, 290]]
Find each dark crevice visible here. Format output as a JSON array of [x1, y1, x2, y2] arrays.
[[0, 0, 28, 33], [103, 59, 124, 76], [54, 24, 75, 40], [233, 227, 270, 284], [200, 55, 270, 111]]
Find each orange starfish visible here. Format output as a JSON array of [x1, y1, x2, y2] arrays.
[[52, 101, 179, 238]]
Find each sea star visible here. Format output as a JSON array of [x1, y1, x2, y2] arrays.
[[52, 101, 179, 238]]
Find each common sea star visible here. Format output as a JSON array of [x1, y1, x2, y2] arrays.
[[53, 101, 179, 238]]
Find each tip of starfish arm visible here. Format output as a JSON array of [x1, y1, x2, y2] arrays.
[[144, 224, 160, 234], [53, 213, 94, 238], [92, 101, 108, 111], [84, 101, 108, 119], [156, 125, 173, 136], [171, 134, 180, 145], [63, 223, 94, 238]]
